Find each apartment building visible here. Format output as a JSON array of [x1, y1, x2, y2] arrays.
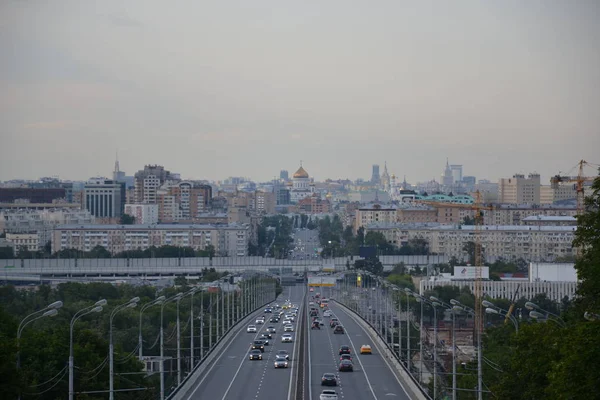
[[365, 223, 576, 262], [498, 173, 541, 204], [52, 223, 250, 256]]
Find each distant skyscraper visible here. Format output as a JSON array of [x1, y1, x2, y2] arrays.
[[113, 152, 126, 182], [371, 164, 380, 185], [280, 170, 289, 181], [450, 165, 463, 183]]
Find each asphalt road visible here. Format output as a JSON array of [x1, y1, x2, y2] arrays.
[[179, 284, 305, 400], [308, 295, 413, 400]]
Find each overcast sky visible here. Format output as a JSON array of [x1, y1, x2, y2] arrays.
[[1, 1, 599, 183]]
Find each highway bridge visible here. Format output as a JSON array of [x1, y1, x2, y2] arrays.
[[171, 284, 424, 400]]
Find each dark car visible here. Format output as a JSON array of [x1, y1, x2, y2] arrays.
[[333, 325, 344, 334], [277, 350, 290, 360], [252, 340, 265, 352], [321, 373, 337, 386], [339, 360, 353, 372], [340, 354, 352, 362], [339, 345, 351, 355], [249, 349, 263, 360]]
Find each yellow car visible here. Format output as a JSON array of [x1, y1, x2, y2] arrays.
[[360, 345, 372, 355]]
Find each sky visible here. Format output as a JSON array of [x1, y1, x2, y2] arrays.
[[1, 0, 599, 184]]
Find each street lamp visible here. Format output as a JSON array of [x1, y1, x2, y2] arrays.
[[17, 300, 63, 369], [414, 293, 438, 399], [110, 297, 140, 400], [160, 293, 183, 400], [451, 299, 482, 400], [139, 296, 166, 361], [69, 300, 106, 400]]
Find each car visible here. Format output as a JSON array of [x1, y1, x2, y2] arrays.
[[274, 358, 289, 368], [323, 310, 333, 317], [319, 390, 338, 400], [256, 317, 265, 324], [281, 334, 293, 343], [340, 354, 352, 362], [333, 325, 345, 334], [321, 373, 337, 386], [276, 350, 290, 360], [247, 325, 257, 333], [284, 324, 294, 332], [267, 326, 276, 334], [360, 345, 372, 354], [252, 340, 265, 352], [339, 345, 351, 355], [249, 349, 263, 360], [338, 360, 353, 372]]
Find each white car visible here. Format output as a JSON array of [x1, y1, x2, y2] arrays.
[[281, 334, 293, 343], [284, 324, 294, 332], [256, 317, 265, 324], [320, 390, 338, 400], [247, 325, 257, 333]]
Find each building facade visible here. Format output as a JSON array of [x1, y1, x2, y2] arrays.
[[52, 224, 250, 256], [83, 178, 126, 218]]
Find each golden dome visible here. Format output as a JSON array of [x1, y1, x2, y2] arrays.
[[293, 166, 309, 179]]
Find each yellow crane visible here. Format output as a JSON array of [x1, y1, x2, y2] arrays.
[[550, 159, 599, 215]]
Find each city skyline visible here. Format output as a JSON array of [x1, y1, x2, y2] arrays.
[[1, 1, 599, 182]]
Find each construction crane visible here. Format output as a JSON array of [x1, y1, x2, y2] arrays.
[[550, 159, 599, 215]]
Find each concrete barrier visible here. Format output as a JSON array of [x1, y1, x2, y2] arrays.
[[334, 300, 430, 400]]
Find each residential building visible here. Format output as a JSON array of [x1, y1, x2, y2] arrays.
[[6, 232, 40, 252], [498, 173, 541, 204], [134, 165, 177, 204], [124, 204, 159, 224], [52, 223, 250, 256], [83, 178, 126, 218], [365, 223, 576, 262]]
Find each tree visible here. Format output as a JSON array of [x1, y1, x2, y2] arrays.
[[119, 213, 136, 224]]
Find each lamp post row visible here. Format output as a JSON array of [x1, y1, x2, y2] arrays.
[[17, 272, 277, 400]]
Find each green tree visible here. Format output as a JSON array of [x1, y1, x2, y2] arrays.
[[119, 213, 136, 224]]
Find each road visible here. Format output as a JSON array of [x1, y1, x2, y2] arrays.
[[308, 295, 412, 400], [291, 228, 320, 260], [178, 284, 305, 400]]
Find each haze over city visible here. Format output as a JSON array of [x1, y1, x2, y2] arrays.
[[1, 1, 599, 182]]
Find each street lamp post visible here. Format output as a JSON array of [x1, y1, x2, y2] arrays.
[[110, 297, 140, 400], [139, 296, 166, 361], [160, 293, 183, 400], [69, 300, 105, 400]]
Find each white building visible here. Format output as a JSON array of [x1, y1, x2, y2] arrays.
[[365, 223, 576, 262], [124, 204, 159, 224], [52, 224, 250, 256], [289, 165, 315, 203]]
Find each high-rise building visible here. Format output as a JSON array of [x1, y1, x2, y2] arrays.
[[83, 178, 126, 218], [371, 165, 380, 185], [498, 173, 541, 204], [134, 165, 176, 204], [450, 165, 463, 183], [280, 170, 289, 181]]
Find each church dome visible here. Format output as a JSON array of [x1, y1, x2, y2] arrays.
[[293, 166, 309, 179]]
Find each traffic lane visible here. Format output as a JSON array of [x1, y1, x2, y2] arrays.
[[309, 314, 376, 400], [182, 294, 288, 400], [328, 302, 412, 400], [256, 288, 306, 400], [211, 289, 304, 400]]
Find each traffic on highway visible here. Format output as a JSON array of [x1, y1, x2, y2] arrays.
[[178, 282, 412, 400]]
